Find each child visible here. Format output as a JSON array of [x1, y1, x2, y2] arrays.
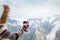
[[0, 4, 29, 40]]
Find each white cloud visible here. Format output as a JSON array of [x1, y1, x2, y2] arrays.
[[9, 4, 60, 21], [0, 0, 60, 20]]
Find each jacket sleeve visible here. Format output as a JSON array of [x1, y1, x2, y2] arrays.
[[9, 33, 19, 40]]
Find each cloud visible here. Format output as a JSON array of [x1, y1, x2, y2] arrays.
[[9, 5, 60, 20], [0, 0, 60, 20], [25, 0, 60, 7]]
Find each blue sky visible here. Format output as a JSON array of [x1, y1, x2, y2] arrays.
[[0, 0, 60, 21]]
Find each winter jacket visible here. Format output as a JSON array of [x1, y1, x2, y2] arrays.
[[0, 25, 19, 40]]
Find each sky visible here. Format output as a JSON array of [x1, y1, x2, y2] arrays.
[[0, 0, 60, 21]]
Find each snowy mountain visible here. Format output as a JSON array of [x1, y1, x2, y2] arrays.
[[7, 18, 21, 32], [7, 15, 60, 40], [7, 18, 47, 40]]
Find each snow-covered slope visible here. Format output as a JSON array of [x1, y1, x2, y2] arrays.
[[7, 15, 60, 40]]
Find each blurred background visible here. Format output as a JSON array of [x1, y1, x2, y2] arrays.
[[0, 0, 60, 40]]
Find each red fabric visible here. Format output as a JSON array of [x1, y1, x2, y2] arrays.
[[21, 21, 29, 32]]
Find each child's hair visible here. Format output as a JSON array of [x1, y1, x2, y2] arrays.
[[0, 5, 10, 24]]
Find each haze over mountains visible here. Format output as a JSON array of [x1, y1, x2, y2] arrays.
[[7, 15, 60, 40]]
